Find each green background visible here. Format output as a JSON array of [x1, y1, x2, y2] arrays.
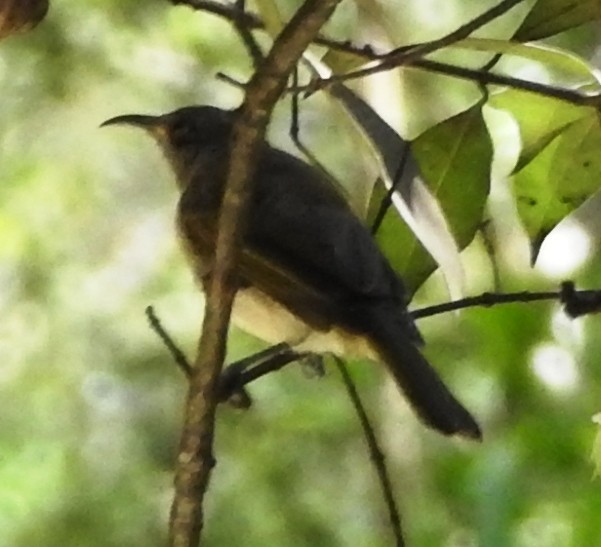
[[1, 1, 601, 545]]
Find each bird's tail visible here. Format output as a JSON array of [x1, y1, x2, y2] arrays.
[[367, 311, 482, 440]]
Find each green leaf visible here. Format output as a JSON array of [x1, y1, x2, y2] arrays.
[[327, 81, 466, 298], [489, 89, 593, 172], [368, 104, 493, 295], [455, 38, 601, 83], [412, 104, 493, 255], [367, 183, 435, 296], [321, 47, 365, 74], [515, 0, 601, 41], [513, 112, 601, 262], [592, 413, 601, 478], [254, 0, 284, 37]]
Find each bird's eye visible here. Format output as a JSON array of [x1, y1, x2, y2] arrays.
[[170, 119, 197, 147]]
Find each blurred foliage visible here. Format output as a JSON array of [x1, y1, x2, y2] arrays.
[[1, 0, 601, 546]]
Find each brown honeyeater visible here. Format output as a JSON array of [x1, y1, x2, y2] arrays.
[[102, 106, 481, 440]]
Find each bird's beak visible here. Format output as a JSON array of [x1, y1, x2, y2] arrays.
[[100, 114, 168, 140]]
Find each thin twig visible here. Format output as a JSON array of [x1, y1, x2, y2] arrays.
[[285, 0, 593, 104], [145, 305, 298, 404], [412, 59, 599, 106], [333, 356, 404, 547], [216, 71, 246, 89], [412, 283, 601, 319], [289, 69, 342, 191], [233, 348, 303, 387], [381, 0, 527, 63], [217, 343, 298, 404], [293, 58, 600, 106], [412, 289, 559, 319], [370, 147, 410, 235], [146, 306, 192, 377], [145, 305, 295, 393], [233, 0, 264, 67]]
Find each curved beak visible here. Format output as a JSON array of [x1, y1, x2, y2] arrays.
[[100, 114, 168, 140], [101, 114, 159, 128]]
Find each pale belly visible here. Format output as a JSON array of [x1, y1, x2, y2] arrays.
[[231, 287, 378, 360], [179, 235, 377, 360]]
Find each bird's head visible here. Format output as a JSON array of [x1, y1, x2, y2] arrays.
[[101, 106, 236, 186]]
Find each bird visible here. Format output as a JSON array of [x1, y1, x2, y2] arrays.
[[101, 105, 482, 440]]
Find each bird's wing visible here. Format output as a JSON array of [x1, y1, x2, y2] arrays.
[[177, 191, 342, 331], [178, 146, 416, 337], [243, 149, 412, 334]]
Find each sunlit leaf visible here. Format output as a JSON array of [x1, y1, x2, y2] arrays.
[[320, 47, 365, 74], [515, 0, 601, 41], [455, 38, 601, 85], [412, 104, 493, 265], [365, 104, 494, 295], [513, 112, 601, 262], [489, 89, 593, 172], [254, 0, 284, 37]]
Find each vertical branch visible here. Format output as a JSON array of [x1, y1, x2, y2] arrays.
[[167, 1, 344, 546]]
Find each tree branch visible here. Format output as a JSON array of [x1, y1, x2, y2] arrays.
[[148, 283, 601, 418], [178, 0, 601, 108], [412, 282, 601, 319], [216, 286, 601, 392], [167, 1, 344, 545], [293, 56, 600, 106], [403, 59, 599, 106]]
